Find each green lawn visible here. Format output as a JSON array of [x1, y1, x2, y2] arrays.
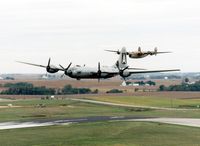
[[1, 98, 200, 146], [87, 96, 200, 108], [0, 121, 200, 146], [1, 98, 200, 122], [0, 99, 132, 122]]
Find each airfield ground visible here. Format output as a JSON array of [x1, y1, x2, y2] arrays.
[[0, 79, 200, 145], [0, 95, 200, 145]]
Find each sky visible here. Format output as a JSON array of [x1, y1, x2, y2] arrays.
[[0, 0, 200, 73]]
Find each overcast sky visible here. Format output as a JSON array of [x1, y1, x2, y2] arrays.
[[0, 0, 200, 73]]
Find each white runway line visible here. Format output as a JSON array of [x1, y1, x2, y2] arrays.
[[125, 118, 200, 128], [0, 118, 87, 130], [1, 118, 200, 130], [0, 122, 54, 130]]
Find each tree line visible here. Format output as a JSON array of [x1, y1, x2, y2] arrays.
[[159, 81, 200, 91], [1, 82, 97, 95]]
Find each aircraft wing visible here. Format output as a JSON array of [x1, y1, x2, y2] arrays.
[[16, 61, 47, 68], [128, 69, 180, 74], [105, 49, 119, 53], [101, 71, 119, 76], [105, 49, 122, 54], [16, 61, 63, 70], [144, 51, 171, 55], [156, 51, 172, 54]]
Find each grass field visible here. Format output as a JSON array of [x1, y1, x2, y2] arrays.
[[0, 121, 200, 146], [86, 96, 200, 108], [1, 98, 200, 123], [1, 95, 200, 146], [0, 99, 133, 122]]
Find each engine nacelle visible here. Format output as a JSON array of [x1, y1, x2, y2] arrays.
[[120, 70, 131, 78], [46, 65, 59, 73]]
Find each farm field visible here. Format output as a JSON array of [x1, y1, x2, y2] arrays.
[[86, 95, 200, 108], [0, 79, 183, 93]]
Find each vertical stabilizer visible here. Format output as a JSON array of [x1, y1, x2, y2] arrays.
[[115, 47, 128, 69]]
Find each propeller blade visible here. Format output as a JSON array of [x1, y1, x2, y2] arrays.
[[59, 62, 72, 77], [61, 73, 65, 78], [59, 62, 72, 71], [59, 64, 65, 70], [122, 66, 129, 71], [116, 61, 120, 70], [48, 58, 51, 66], [66, 62, 72, 71], [97, 62, 101, 82], [98, 62, 100, 71]]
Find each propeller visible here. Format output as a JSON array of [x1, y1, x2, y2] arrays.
[[97, 62, 101, 82], [59, 62, 72, 78], [46, 58, 51, 70], [46, 58, 51, 76], [48, 58, 51, 66]]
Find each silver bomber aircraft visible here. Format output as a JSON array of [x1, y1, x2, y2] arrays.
[[17, 47, 180, 81], [106, 47, 171, 59]]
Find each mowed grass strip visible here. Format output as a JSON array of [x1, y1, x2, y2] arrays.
[[87, 96, 200, 108], [1, 98, 200, 122], [0, 99, 129, 122], [0, 121, 200, 146]]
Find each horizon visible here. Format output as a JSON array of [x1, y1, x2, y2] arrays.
[[0, 0, 200, 73]]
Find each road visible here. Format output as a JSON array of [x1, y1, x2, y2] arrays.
[[71, 98, 200, 111], [1, 116, 200, 130]]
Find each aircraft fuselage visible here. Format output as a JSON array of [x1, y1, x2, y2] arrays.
[[65, 65, 118, 80], [128, 52, 149, 59]]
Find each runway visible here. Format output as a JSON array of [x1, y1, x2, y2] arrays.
[[0, 116, 146, 130], [1, 116, 200, 130]]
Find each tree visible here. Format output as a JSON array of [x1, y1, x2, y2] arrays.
[[106, 89, 123, 93], [159, 85, 166, 91]]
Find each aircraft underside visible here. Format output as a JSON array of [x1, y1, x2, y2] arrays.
[[68, 73, 116, 80]]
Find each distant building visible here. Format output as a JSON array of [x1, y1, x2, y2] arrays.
[[42, 75, 48, 79], [121, 81, 127, 86], [164, 77, 168, 80]]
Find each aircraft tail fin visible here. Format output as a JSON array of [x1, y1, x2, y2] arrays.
[[114, 47, 128, 69]]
